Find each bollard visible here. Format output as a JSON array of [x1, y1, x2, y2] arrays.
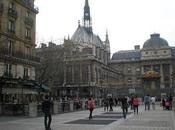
[[69, 101, 74, 111], [82, 100, 86, 109], [53, 101, 58, 114], [0, 104, 2, 115], [29, 102, 37, 117], [173, 97, 175, 111]]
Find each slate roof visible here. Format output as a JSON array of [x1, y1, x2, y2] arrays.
[[111, 50, 141, 61], [143, 33, 169, 49], [71, 26, 103, 47]]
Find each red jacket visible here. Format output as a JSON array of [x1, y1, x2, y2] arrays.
[[88, 99, 95, 109], [133, 98, 139, 106]]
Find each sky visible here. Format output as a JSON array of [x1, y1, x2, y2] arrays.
[[35, 0, 175, 55]]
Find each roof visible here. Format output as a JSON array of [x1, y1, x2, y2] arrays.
[[111, 50, 141, 61], [71, 26, 103, 47], [143, 33, 169, 49]]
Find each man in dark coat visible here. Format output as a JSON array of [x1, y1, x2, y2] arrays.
[[121, 96, 128, 119], [42, 95, 53, 130]]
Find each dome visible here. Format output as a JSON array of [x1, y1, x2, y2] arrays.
[[143, 33, 169, 49]]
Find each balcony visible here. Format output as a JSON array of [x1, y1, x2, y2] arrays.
[[7, 29, 15, 34], [8, 8, 18, 19], [0, 49, 40, 63], [3, 72, 13, 78], [25, 17, 33, 26]]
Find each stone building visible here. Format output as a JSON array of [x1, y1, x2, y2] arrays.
[[0, 0, 40, 104], [110, 33, 175, 97], [36, 0, 122, 98]]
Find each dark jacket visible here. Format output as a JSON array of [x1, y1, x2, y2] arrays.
[[121, 97, 128, 109], [42, 99, 52, 115]]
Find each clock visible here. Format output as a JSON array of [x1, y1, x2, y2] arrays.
[[85, 13, 88, 16]]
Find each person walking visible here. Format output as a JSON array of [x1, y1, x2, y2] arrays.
[[121, 96, 128, 119], [144, 94, 151, 110], [133, 95, 139, 114], [151, 96, 156, 110], [103, 97, 109, 111], [109, 96, 113, 111], [87, 97, 95, 119], [42, 95, 53, 130]]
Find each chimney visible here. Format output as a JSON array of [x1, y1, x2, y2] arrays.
[[134, 45, 140, 50]]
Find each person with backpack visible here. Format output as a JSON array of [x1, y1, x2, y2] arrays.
[[87, 97, 95, 119]]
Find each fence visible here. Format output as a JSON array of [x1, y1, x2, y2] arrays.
[[0, 99, 103, 117]]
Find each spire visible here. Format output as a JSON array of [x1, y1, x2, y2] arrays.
[[83, 0, 92, 33], [104, 29, 110, 53], [85, 0, 89, 7], [105, 30, 109, 43]]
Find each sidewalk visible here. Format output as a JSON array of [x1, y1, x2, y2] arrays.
[[0, 105, 174, 130]]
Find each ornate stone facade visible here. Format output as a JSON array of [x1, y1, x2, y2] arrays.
[[0, 0, 39, 103], [36, 0, 122, 98], [110, 33, 175, 97]]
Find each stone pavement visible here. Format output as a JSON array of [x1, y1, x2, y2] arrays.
[[0, 105, 174, 130]]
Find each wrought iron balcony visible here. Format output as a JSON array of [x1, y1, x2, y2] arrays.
[[3, 72, 13, 78], [8, 8, 18, 19], [25, 17, 33, 26], [7, 29, 15, 34], [0, 49, 40, 63]]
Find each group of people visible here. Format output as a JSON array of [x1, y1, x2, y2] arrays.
[[143, 95, 156, 110], [41, 94, 173, 130]]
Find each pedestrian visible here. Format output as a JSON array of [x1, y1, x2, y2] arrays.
[[42, 95, 53, 130], [151, 96, 156, 110], [133, 95, 139, 114], [144, 94, 151, 110], [103, 97, 109, 111], [121, 96, 128, 119], [109, 96, 113, 111], [87, 97, 95, 119]]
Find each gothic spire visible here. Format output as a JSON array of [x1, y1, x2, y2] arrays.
[[83, 0, 92, 33]]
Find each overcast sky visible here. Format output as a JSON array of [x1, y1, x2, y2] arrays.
[[35, 0, 175, 54]]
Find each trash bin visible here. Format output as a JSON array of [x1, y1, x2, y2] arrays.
[[173, 97, 175, 111]]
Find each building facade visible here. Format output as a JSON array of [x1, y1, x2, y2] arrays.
[[36, 0, 122, 98], [0, 0, 39, 104], [110, 33, 175, 97]]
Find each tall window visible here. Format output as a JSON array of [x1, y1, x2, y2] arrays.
[[9, 2, 15, 10], [26, 11, 30, 17], [25, 28, 31, 39], [8, 20, 15, 33], [24, 67, 29, 78], [7, 40, 13, 56], [5, 64, 12, 76]]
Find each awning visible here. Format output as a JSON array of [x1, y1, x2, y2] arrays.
[[2, 88, 38, 94]]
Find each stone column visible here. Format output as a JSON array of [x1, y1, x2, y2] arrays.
[[88, 64, 91, 82], [69, 101, 74, 111], [72, 66, 74, 83], [0, 104, 2, 115], [29, 102, 37, 117], [141, 66, 144, 75], [80, 64, 82, 83], [53, 101, 58, 114], [170, 64, 173, 88], [63, 64, 67, 85], [160, 64, 164, 89]]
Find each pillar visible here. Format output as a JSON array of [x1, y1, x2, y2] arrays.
[[160, 64, 164, 89], [29, 102, 37, 117]]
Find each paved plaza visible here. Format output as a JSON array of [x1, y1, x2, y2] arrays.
[[0, 105, 174, 130]]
